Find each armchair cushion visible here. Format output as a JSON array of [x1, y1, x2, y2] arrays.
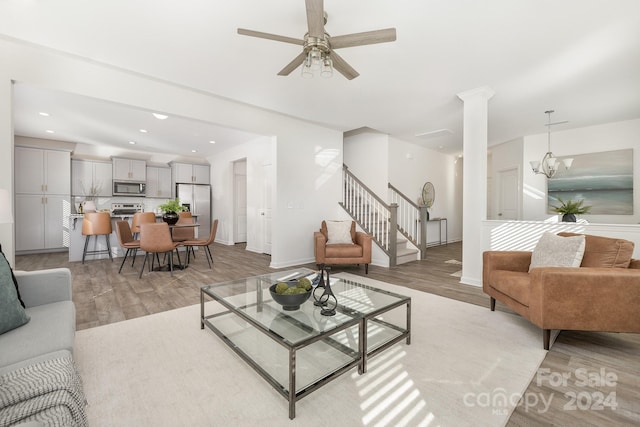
[[529, 232, 585, 271], [324, 220, 355, 245], [558, 232, 634, 268]]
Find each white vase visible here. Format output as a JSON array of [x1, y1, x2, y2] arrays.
[[83, 200, 97, 212]]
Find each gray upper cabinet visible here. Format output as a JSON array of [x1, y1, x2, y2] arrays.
[[112, 157, 146, 181], [71, 159, 112, 197], [15, 147, 70, 195], [171, 162, 210, 184], [146, 166, 172, 198]]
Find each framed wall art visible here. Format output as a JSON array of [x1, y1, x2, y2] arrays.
[[547, 148, 633, 215]]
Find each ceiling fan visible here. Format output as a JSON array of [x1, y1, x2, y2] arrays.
[[237, 0, 396, 80]]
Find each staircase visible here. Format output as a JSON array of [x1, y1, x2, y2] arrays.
[[340, 165, 426, 266]]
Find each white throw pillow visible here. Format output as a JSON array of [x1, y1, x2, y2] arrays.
[[529, 232, 586, 272], [326, 221, 353, 245]]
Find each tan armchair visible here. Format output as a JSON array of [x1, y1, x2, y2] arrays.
[[314, 220, 372, 273]]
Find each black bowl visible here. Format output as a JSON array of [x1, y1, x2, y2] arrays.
[[269, 280, 312, 311]]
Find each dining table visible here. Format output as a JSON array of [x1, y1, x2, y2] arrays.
[[137, 221, 200, 271]]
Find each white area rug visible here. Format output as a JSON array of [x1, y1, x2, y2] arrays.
[[75, 273, 547, 427]]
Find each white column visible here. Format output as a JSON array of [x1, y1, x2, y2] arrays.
[[457, 86, 494, 286], [0, 77, 14, 265]]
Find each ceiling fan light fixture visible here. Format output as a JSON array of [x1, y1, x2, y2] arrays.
[[301, 60, 313, 79], [321, 57, 333, 78]]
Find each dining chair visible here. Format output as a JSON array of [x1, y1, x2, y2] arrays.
[[171, 211, 195, 259], [139, 222, 182, 278], [81, 212, 113, 264], [131, 212, 156, 239], [182, 219, 218, 269], [171, 212, 194, 241], [115, 220, 140, 273]]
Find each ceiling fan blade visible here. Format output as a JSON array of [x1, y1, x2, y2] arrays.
[[331, 28, 397, 49], [237, 28, 304, 46], [305, 0, 324, 38], [330, 51, 359, 80], [277, 52, 307, 76]]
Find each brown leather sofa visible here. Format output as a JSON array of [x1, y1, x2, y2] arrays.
[[314, 220, 372, 273], [483, 232, 640, 349]]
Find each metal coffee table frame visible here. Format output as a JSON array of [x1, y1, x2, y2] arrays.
[[200, 268, 411, 419]]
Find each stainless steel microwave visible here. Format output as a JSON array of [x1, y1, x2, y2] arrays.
[[113, 181, 146, 196]]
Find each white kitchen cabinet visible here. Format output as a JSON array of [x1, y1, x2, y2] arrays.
[[112, 157, 146, 181], [15, 147, 70, 195], [171, 162, 210, 184], [72, 159, 112, 197], [15, 193, 70, 250], [15, 147, 71, 252], [146, 166, 172, 198]]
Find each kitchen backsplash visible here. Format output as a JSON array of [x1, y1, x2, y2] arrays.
[[71, 196, 169, 214]]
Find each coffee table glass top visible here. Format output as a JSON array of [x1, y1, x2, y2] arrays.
[[201, 268, 410, 347]]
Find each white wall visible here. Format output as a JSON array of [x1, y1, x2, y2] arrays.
[[0, 37, 343, 268], [0, 79, 13, 264], [343, 129, 389, 198], [388, 137, 463, 243]]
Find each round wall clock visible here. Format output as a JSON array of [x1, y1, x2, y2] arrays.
[[422, 182, 435, 208]]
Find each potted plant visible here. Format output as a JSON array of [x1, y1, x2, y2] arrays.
[[158, 198, 187, 225], [551, 197, 591, 222]]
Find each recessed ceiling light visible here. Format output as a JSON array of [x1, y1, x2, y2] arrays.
[[129, 141, 136, 145], [45, 130, 55, 134], [39, 112, 50, 117], [139, 129, 148, 133], [191, 149, 197, 153], [209, 140, 216, 144], [152, 113, 168, 120]]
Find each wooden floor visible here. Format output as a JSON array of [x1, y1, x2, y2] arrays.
[[16, 242, 640, 426]]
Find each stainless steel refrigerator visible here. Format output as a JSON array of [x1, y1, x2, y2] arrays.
[[176, 183, 212, 239]]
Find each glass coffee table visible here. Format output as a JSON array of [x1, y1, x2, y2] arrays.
[[200, 268, 411, 419]]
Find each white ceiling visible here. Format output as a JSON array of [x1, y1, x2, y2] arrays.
[[3, 0, 640, 158]]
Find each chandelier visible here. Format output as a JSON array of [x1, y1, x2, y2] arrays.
[[301, 34, 333, 79], [530, 110, 573, 178]]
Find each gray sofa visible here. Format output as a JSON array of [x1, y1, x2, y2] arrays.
[[0, 268, 86, 426]]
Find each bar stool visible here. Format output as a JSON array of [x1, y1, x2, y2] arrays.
[[131, 212, 156, 239], [82, 212, 113, 264]]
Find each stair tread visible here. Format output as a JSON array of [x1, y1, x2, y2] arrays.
[[397, 247, 418, 256]]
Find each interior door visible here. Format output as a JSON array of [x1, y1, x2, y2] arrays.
[[234, 171, 247, 243], [262, 164, 272, 255], [497, 168, 519, 220]]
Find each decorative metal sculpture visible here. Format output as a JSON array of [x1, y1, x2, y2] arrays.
[[313, 265, 337, 316]]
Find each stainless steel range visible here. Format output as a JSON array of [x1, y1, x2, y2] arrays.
[[111, 202, 143, 216]]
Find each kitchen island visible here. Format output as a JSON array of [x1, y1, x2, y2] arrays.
[[68, 213, 198, 262]]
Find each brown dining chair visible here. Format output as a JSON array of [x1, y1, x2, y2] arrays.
[[139, 222, 182, 277], [171, 212, 194, 241], [82, 212, 113, 264], [171, 211, 195, 259], [182, 219, 218, 269], [115, 220, 140, 273], [131, 212, 156, 238]]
